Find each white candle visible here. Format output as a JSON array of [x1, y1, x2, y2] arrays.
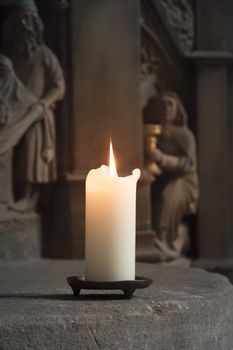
[[85, 142, 141, 282]]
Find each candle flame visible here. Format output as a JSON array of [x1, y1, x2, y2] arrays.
[[109, 141, 117, 176]]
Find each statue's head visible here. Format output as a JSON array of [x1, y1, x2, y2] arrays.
[[14, 10, 43, 49], [160, 91, 187, 126], [143, 91, 187, 126], [2, 0, 43, 56]]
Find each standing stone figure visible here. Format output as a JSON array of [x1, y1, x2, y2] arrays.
[[2, 0, 65, 204], [0, 55, 44, 214], [145, 92, 199, 260]]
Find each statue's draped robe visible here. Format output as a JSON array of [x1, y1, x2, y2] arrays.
[[12, 45, 65, 183], [152, 125, 199, 246], [0, 69, 43, 205]]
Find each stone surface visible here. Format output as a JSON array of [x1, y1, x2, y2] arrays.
[[70, 0, 142, 174], [0, 213, 41, 259], [0, 260, 233, 349], [193, 259, 233, 284], [194, 1, 232, 261], [50, 0, 153, 259], [195, 0, 229, 51]]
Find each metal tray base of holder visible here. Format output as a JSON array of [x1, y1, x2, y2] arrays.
[[67, 276, 152, 299]]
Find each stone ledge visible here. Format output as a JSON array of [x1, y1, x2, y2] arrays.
[[186, 50, 233, 64], [0, 213, 41, 260], [193, 259, 233, 284], [0, 260, 233, 350]]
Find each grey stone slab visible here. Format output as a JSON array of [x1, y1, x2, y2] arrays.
[[0, 260, 233, 349], [194, 0, 233, 264], [193, 259, 233, 284], [0, 213, 41, 260], [196, 0, 229, 51], [196, 65, 229, 259], [51, 0, 147, 260]]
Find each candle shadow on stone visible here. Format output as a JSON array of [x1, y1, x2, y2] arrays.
[[0, 293, 132, 301]]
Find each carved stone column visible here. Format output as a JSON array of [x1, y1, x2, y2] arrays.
[[190, 0, 233, 263], [49, 0, 154, 258]]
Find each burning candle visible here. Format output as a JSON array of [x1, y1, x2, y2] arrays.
[[85, 141, 141, 282]]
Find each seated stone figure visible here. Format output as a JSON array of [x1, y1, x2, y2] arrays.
[[145, 91, 199, 260], [0, 55, 44, 213]]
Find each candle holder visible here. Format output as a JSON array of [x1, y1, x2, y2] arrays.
[[67, 276, 152, 299]]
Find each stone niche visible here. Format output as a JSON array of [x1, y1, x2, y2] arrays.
[[0, 0, 68, 259], [46, 0, 233, 270], [0, 0, 198, 260], [46, 0, 198, 260], [50, 0, 147, 259]]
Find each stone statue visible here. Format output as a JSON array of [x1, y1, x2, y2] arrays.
[[2, 0, 65, 205], [144, 91, 199, 260], [0, 55, 44, 214]]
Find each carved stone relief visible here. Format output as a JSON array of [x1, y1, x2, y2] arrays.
[[140, 3, 198, 261], [0, 0, 66, 259], [156, 0, 194, 51], [140, 28, 164, 110], [0, 54, 44, 215], [1, 0, 65, 211]]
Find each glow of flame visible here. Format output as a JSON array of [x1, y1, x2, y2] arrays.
[[109, 141, 117, 176]]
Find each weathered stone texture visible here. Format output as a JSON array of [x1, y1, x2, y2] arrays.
[[156, 0, 194, 51], [0, 213, 41, 259], [0, 260, 233, 349]]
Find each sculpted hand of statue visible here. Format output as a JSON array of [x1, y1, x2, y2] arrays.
[[148, 147, 163, 165], [27, 101, 45, 119], [150, 144, 194, 176], [39, 99, 51, 110], [42, 148, 54, 163]]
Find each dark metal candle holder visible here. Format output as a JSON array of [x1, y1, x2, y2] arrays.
[[67, 276, 152, 299]]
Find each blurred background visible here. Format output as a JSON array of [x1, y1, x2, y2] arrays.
[[0, 0, 232, 282]]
